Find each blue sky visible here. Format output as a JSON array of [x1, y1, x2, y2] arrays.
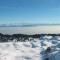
[[0, 0, 60, 24]]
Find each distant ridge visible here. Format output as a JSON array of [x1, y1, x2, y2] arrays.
[[0, 24, 60, 27]]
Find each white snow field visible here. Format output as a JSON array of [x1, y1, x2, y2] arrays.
[[0, 39, 40, 60], [40, 35, 60, 60], [1, 36, 60, 60]]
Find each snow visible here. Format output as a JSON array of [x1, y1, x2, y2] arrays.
[[0, 35, 60, 60], [0, 39, 40, 60], [40, 36, 60, 60], [43, 36, 52, 40]]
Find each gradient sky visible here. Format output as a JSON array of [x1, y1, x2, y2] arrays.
[[0, 0, 60, 24]]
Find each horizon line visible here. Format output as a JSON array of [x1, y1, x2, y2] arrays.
[[0, 24, 60, 27]]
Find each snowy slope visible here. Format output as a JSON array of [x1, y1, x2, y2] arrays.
[[0, 39, 40, 60], [40, 35, 60, 60], [0, 35, 60, 60]]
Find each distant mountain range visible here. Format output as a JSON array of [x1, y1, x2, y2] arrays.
[[0, 24, 60, 27]]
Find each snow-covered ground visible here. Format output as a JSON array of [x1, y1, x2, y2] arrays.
[[0, 39, 40, 60], [0, 35, 60, 60], [40, 35, 60, 60]]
